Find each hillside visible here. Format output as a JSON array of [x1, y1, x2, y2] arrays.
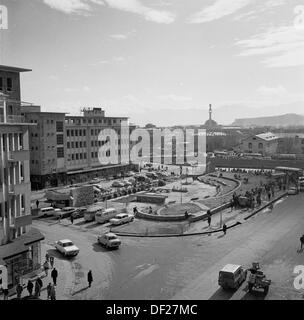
[[231, 113, 304, 128]]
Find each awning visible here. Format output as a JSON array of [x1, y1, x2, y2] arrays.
[[0, 228, 45, 263]]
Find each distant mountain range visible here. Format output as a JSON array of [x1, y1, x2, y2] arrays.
[[231, 113, 304, 128]]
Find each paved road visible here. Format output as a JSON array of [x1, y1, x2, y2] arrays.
[[33, 194, 304, 300]]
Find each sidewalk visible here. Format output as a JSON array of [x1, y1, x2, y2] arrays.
[[7, 243, 74, 300]]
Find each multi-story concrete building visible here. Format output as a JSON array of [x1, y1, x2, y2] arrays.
[[21, 106, 67, 190], [0, 65, 44, 290], [65, 108, 133, 185], [23, 107, 137, 189]]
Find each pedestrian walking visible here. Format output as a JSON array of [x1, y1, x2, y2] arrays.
[[223, 223, 227, 235], [45, 252, 50, 262], [27, 280, 33, 296], [184, 211, 189, 219], [300, 234, 304, 251], [70, 214, 74, 225], [207, 215, 211, 227], [37, 277, 43, 290], [36, 199, 39, 209], [50, 285, 56, 300], [47, 283, 52, 300], [16, 283, 23, 299], [87, 270, 93, 288], [51, 268, 58, 286], [3, 288, 9, 300], [230, 198, 234, 212], [43, 260, 50, 276], [49, 256, 55, 269], [34, 279, 41, 298]]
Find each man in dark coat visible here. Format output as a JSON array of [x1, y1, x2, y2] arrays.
[[51, 268, 58, 286], [16, 283, 23, 299], [223, 224, 227, 235], [27, 280, 33, 296], [87, 270, 93, 288]]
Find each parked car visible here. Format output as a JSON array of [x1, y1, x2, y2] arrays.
[[54, 207, 76, 219], [41, 207, 61, 217], [122, 180, 132, 187], [54, 239, 79, 257], [72, 207, 86, 219], [98, 232, 121, 249], [95, 208, 117, 224], [112, 181, 125, 188], [110, 213, 134, 226], [288, 187, 298, 195], [218, 264, 247, 290]]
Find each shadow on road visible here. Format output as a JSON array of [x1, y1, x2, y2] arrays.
[[241, 290, 266, 300], [92, 242, 119, 253], [71, 286, 89, 296], [46, 248, 78, 262], [75, 220, 90, 226], [209, 287, 236, 300], [85, 222, 101, 229]]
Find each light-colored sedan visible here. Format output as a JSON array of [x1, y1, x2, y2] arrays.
[[110, 213, 134, 226], [112, 181, 125, 188], [98, 232, 121, 249], [54, 239, 79, 257], [288, 187, 298, 195]]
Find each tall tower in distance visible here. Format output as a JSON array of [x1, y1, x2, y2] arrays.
[[204, 103, 218, 129]]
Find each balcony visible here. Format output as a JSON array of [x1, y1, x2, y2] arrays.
[[8, 182, 30, 196], [8, 149, 30, 162]]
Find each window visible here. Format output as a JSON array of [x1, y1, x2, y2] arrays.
[[71, 130, 74, 136], [258, 143, 263, 149], [56, 121, 64, 132], [0, 77, 3, 91], [83, 130, 86, 136], [57, 134, 64, 145], [91, 129, 94, 136], [67, 130, 70, 137], [7, 78, 12, 91], [57, 147, 64, 158], [67, 142, 70, 149], [71, 142, 74, 148], [79, 141, 82, 148], [80, 153, 83, 160], [83, 141, 86, 147], [248, 143, 252, 149], [76, 154, 79, 160], [75, 130, 78, 137], [75, 142, 79, 148], [72, 154, 75, 160], [84, 153, 87, 159]]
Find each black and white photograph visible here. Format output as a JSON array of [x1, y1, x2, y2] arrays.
[[1, 0, 304, 309]]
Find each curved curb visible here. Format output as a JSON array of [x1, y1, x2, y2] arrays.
[[114, 192, 287, 238]]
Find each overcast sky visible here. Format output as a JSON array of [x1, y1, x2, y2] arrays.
[[0, 0, 303, 126]]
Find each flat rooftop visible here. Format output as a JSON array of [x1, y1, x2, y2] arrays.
[[0, 65, 32, 73]]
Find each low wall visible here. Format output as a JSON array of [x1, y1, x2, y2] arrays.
[[136, 210, 186, 221], [211, 158, 304, 170]]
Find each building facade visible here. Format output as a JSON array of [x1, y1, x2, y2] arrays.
[[21, 106, 67, 190], [235, 132, 279, 156], [23, 107, 137, 189], [0, 65, 44, 290]]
